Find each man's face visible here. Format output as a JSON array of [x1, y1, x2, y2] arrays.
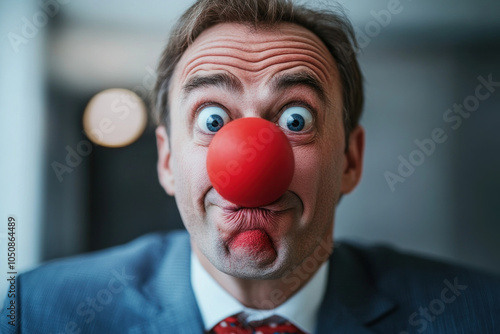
[[157, 23, 363, 279]]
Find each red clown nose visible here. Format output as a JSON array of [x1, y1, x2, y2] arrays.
[[207, 117, 295, 208]]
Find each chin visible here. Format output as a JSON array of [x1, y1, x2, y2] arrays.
[[213, 244, 293, 280], [220, 262, 288, 280]]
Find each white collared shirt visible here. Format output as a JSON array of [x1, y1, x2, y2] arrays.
[[191, 252, 329, 333]]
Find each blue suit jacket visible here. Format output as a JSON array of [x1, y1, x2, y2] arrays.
[[2, 230, 499, 333]]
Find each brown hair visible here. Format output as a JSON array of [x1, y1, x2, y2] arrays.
[[152, 0, 363, 147]]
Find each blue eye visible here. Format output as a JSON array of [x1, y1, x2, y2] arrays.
[[197, 106, 230, 133], [278, 106, 313, 132]]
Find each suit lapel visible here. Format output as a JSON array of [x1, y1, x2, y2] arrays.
[[315, 242, 397, 333], [132, 231, 204, 334], [315, 298, 377, 334]]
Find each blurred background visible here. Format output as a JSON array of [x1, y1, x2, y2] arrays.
[[1, 0, 499, 297]]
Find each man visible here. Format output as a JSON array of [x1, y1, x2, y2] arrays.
[[2, 0, 499, 333]]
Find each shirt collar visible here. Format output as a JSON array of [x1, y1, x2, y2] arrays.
[[191, 251, 329, 333]]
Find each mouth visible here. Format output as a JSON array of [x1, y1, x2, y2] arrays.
[[219, 204, 281, 265], [227, 229, 276, 264], [222, 207, 279, 232], [205, 187, 300, 234], [206, 188, 295, 213], [204, 188, 301, 264]]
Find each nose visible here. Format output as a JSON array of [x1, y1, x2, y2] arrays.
[[207, 117, 295, 208]]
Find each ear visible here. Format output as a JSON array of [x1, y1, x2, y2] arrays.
[[340, 125, 365, 194], [156, 126, 175, 196]]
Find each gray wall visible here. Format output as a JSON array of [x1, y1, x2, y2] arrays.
[[336, 2, 500, 274]]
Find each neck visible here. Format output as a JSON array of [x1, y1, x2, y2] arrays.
[[192, 234, 333, 310]]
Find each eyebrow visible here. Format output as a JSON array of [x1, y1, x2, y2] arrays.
[[181, 72, 243, 100], [181, 70, 326, 105], [271, 71, 326, 103]]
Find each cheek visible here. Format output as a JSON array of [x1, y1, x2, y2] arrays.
[[288, 145, 322, 220], [288, 138, 344, 222], [316, 131, 345, 200], [171, 122, 210, 187], [171, 140, 212, 219]]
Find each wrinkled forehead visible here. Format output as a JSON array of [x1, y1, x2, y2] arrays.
[[170, 22, 340, 95]]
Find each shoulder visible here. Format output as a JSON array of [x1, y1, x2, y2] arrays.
[[344, 241, 500, 294], [19, 230, 189, 293], [337, 241, 500, 332], [0, 230, 189, 334]]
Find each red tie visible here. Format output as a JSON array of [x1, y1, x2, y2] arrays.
[[210, 314, 308, 334]]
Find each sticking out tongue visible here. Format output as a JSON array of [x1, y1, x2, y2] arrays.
[[230, 229, 276, 262]]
